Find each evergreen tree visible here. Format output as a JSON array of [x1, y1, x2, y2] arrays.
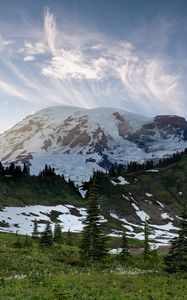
[[80, 176, 107, 262], [120, 229, 130, 259], [40, 222, 53, 247], [0, 161, 4, 176], [54, 223, 63, 243], [164, 207, 187, 273], [32, 219, 39, 239], [23, 163, 30, 175], [39, 164, 56, 177], [143, 219, 151, 262]]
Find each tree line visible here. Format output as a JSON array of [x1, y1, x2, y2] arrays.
[[109, 148, 187, 176]]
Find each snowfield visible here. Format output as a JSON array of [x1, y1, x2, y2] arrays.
[[0, 205, 87, 235], [0, 204, 179, 246], [110, 212, 178, 245]]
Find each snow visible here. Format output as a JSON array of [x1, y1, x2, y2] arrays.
[[109, 248, 122, 254], [1, 105, 187, 187], [136, 210, 150, 222], [111, 180, 117, 186], [161, 213, 174, 220], [111, 176, 129, 186], [107, 230, 123, 237], [110, 212, 178, 245], [117, 176, 129, 185], [0, 204, 109, 236], [146, 170, 159, 173], [151, 222, 178, 232], [131, 203, 150, 221], [157, 201, 164, 208], [122, 224, 134, 232], [146, 193, 153, 197], [0, 205, 87, 235]]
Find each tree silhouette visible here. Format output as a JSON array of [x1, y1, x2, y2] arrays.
[[80, 175, 107, 262]]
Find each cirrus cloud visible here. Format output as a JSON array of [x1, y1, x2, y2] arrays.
[[0, 7, 186, 120]]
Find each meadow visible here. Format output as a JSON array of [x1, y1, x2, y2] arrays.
[[0, 232, 186, 300]]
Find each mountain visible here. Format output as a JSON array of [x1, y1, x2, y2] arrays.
[[0, 106, 187, 185]]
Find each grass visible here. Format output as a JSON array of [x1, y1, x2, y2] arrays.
[[0, 232, 186, 299], [1, 272, 186, 300]]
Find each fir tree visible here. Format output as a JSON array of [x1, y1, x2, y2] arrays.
[[32, 219, 39, 239], [164, 207, 187, 273], [54, 223, 63, 243], [23, 163, 30, 175], [143, 219, 151, 262], [39, 222, 53, 247], [120, 229, 130, 259], [80, 176, 107, 262]]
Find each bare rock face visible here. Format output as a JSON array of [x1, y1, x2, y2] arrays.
[[0, 106, 187, 183], [128, 115, 187, 151]]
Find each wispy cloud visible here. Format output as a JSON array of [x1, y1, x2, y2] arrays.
[[38, 11, 183, 115], [0, 35, 14, 51], [0, 8, 186, 119], [0, 79, 26, 99]]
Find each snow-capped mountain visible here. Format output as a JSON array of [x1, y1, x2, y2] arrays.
[[0, 106, 187, 184]]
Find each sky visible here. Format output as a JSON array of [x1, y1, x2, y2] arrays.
[[0, 0, 187, 132]]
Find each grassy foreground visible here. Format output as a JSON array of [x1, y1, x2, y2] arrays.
[[0, 233, 186, 300]]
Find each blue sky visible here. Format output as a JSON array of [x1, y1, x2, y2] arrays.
[[0, 0, 187, 132]]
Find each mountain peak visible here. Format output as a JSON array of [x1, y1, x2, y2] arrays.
[[0, 106, 187, 185]]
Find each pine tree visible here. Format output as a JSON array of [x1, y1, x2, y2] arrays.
[[23, 163, 30, 175], [80, 176, 107, 262], [39, 222, 53, 247], [164, 207, 187, 273], [32, 219, 39, 239], [143, 219, 151, 262], [120, 229, 130, 259], [54, 223, 63, 243]]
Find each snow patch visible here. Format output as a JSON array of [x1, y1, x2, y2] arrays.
[[146, 169, 159, 173], [157, 201, 164, 208], [146, 193, 153, 197], [111, 176, 129, 186], [110, 212, 178, 245], [161, 213, 174, 220], [0, 205, 87, 235], [131, 203, 150, 221]]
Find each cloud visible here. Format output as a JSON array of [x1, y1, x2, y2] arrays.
[[20, 8, 57, 60], [20, 41, 46, 60], [23, 55, 35, 61], [39, 12, 182, 115], [44, 8, 57, 55], [0, 35, 14, 51], [0, 8, 185, 120], [0, 79, 26, 99]]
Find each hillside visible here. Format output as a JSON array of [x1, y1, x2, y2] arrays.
[[82, 151, 187, 245], [0, 152, 186, 246], [0, 175, 82, 208]]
